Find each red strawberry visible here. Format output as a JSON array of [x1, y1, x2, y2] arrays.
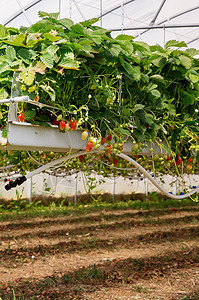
[[170, 125, 175, 130], [101, 137, 106, 145], [52, 119, 61, 125], [187, 157, 192, 163], [78, 155, 84, 162], [59, 121, 66, 131], [176, 158, 182, 166], [34, 95, 39, 102], [106, 134, 112, 142], [70, 120, 77, 131], [105, 145, 112, 155], [18, 112, 25, 122], [186, 164, 192, 173], [86, 141, 93, 152], [113, 157, 118, 166], [167, 156, 172, 161]]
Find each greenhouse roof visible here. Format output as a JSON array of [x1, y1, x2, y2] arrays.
[[1, 0, 199, 49]]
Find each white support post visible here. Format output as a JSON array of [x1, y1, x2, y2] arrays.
[[145, 177, 149, 197], [112, 176, 115, 201], [74, 173, 78, 205], [28, 176, 32, 203], [174, 176, 177, 195]]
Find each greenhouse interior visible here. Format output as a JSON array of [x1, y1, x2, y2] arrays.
[[0, 0, 198, 202], [1, 1, 199, 300]]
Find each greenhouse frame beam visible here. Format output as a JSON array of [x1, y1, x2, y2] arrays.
[[4, 0, 42, 26], [97, 0, 135, 19], [187, 36, 199, 45], [111, 23, 199, 31], [150, 0, 167, 25], [133, 6, 199, 39]]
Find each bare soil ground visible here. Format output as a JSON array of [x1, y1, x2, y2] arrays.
[[0, 205, 199, 299]]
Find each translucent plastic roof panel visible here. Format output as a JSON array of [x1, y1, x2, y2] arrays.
[[1, 0, 199, 49]]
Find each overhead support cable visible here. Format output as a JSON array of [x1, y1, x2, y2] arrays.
[[150, 0, 167, 25], [4, 0, 41, 26], [187, 36, 199, 45], [72, 0, 86, 20], [110, 23, 199, 32]]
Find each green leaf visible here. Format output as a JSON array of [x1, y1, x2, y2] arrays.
[[165, 40, 187, 49], [24, 110, 36, 121], [58, 18, 74, 28], [0, 88, 8, 99], [150, 89, 161, 98], [81, 18, 99, 27], [58, 52, 80, 70], [41, 52, 54, 68], [133, 104, 145, 113], [152, 57, 167, 67], [118, 127, 131, 136], [179, 55, 192, 69], [45, 45, 59, 57], [38, 11, 59, 20], [20, 69, 35, 85], [133, 41, 150, 52], [150, 74, 165, 85], [70, 24, 88, 36], [2, 125, 7, 138], [167, 103, 176, 115], [40, 84, 55, 101], [115, 34, 134, 41], [188, 74, 199, 83], [182, 92, 195, 106], [121, 59, 141, 81], [5, 34, 25, 47], [109, 44, 122, 56], [6, 46, 16, 62], [17, 48, 33, 64], [0, 24, 8, 38], [121, 108, 131, 117], [43, 33, 61, 42], [0, 61, 9, 73]]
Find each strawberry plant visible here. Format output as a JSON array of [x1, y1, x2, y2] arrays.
[[0, 11, 198, 178]]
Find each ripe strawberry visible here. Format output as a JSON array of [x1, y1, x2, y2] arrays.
[[113, 157, 118, 166], [101, 137, 106, 145], [82, 131, 88, 140], [86, 141, 93, 152], [34, 95, 39, 102], [70, 120, 77, 131], [78, 155, 84, 162], [106, 134, 112, 142], [167, 156, 172, 161], [52, 118, 61, 125], [187, 157, 192, 163], [18, 112, 25, 122], [59, 120, 66, 131], [176, 158, 182, 166], [170, 125, 175, 130]]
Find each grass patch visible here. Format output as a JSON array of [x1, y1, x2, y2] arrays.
[[0, 198, 198, 222]]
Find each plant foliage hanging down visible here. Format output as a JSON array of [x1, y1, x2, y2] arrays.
[[0, 11, 198, 174]]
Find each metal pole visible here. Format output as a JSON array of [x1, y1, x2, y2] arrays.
[[74, 173, 78, 205], [28, 176, 32, 203], [145, 177, 149, 197], [112, 176, 115, 201]]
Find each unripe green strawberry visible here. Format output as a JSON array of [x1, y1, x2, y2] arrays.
[[82, 130, 88, 140], [65, 122, 70, 131]]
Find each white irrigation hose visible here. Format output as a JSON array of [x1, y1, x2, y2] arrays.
[[117, 153, 199, 200]]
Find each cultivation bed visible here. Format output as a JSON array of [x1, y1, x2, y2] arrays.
[[0, 119, 164, 155]]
